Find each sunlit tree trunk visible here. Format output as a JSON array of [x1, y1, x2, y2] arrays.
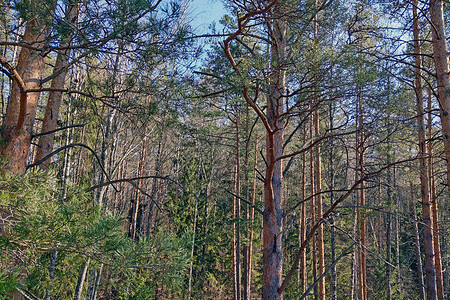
[[313, 4, 325, 297], [35, 1, 79, 169], [314, 109, 325, 300], [223, 2, 286, 298], [429, 0, 450, 201], [310, 117, 318, 300], [428, 8, 449, 296], [428, 90, 444, 300], [243, 106, 252, 300], [355, 83, 367, 300], [188, 173, 199, 300], [414, 2, 437, 298], [246, 142, 257, 299], [232, 114, 241, 300], [261, 5, 286, 299], [1, 1, 55, 174], [74, 259, 90, 300]]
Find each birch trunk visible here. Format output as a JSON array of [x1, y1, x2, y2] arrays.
[[74, 259, 90, 300]]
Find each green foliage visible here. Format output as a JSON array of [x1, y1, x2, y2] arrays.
[[0, 272, 18, 299], [0, 170, 191, 298]]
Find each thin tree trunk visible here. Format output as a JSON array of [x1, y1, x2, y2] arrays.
[[411, 183, 426, 300], [314, 109, 325, 300], [428, 90, 444, 300], [377, 177, 382, 253], [310, 117, 318, 300], [233, 115, 241, 300], [357, 85, 367, 300], [386, 209, 392, 300], [300, 129, 307, 294], [395, 205, 401, 296], [91, 265, 102, 300], [44, 251, 58, 300], [243, 106, 250, 300], [328, 101, 337, 300], [187, 168, 199, 300], [146, 135, 162, 237], [312, 4, 325, 298], [247, 142, 258, 299], [129, 141, 147, 240], [350, 230, 356, 300], [74, 259, 90, 300]]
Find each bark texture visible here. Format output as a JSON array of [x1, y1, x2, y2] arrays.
[[35, 1, 79, 169], [416, 3, 438, 298], [262, 6, 286, 299], [428, 4, 447, 298], [1, 1, 55, 174]]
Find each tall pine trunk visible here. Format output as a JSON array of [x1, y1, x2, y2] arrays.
[[232, 115, 241, 300], [310, 117, 318, 300], [429, 0, 450, 201], [428, 90, 444, 300], [414, 2, 437, 298], [262, 5, 286, 299], [314, 109, 325, 300], [35, 1, 79, 169]]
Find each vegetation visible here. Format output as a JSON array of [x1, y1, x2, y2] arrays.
[[0, 0, 448, 299]]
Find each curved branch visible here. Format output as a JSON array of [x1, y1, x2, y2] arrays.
[[0, 54, 27, 131], [85, 175, 168, 192], [26, 143, 117, 192], [222, 0, 279, 134], [31, 124, 85, 139], [277, 130, 357, 162]]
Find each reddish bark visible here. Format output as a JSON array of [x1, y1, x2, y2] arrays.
[[414, 2, 437, 298], [429, 0, 450, 200], [222, 1, 288, 298], [35, 1, 79, 169], [428, 2, 447, 298], [1, 2, 55, 174]]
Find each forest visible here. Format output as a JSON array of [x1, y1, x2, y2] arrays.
[[0, 0, 448, 299]]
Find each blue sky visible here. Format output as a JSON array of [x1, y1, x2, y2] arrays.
[[188, 0, 227, 33]]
